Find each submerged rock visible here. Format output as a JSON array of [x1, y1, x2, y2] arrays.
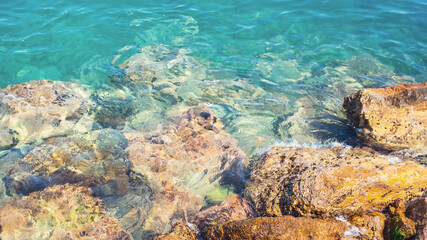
[[0, 80, 96, 148], [246, 146, 427, 217], [202, 216, 346, 240], [343, 82, 427, 152], [126, 106, 249, 235], [0, 184, 131, 240], [4, 130, 142, 197]]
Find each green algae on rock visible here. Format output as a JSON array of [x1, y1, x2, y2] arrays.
[[0, 184, 131, 240], [246, 145, 427, 217]]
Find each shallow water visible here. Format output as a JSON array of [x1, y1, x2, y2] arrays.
[[0, 0, 426, 238]]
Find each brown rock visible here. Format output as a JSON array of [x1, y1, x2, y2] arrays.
[[406, 197, 427, 240], [190, 194, 256, 231], [246, 146, 427, 217], [154, 220, 198, 240], [343, 82, 427, 152], [202, 216, 347, 240], [0, 80, 96, 148], [0, 184, 131, 240], [348, 212, 387, 240]]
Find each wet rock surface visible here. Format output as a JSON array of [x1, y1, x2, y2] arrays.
[[202, 216, 347, 240], [0, 80, 96, 148], [344, 82, 427, 153], [246, 145, 427, 217], [0, 184, 131, 240]]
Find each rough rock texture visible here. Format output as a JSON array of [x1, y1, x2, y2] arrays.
[[190, 194, 256, 231], [126, 106, 249, 235], [406, 197, 427, 240], [246, 146, 427, 217], [202, 216, 347, 240], [0, 80, 96, 148], [0, 184, 131, 240], [348, 212, 387, 240], [154, 220, 198, 240], [343, 82, 427, 152]]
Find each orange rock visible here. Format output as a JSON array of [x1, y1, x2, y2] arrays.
[[343, 82, 427, 152], [247, 146, 427, 217], [202, 216, 346, 240]]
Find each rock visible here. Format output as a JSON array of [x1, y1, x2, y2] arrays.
[[156, 194, 255, 239], [4, 131, 140, 197], [202, 216, 347, 240], [0, 80, 96, 148], [406, 198, 427, 240], [348, 212, 387, 240], [154, 220, 198, 240], [343, 82, 427, 152], [0, 128, 18, 150], [0, 184, 131, 240], [126, 106, 249, 235], [190, 194, 256, 232], [246, 146, 427, 217]]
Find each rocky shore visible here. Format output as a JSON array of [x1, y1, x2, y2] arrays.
[[0, 73, 425, 240]]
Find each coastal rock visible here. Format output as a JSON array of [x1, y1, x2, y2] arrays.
[[246, 146, 427, 217], [154, 220, 198, 240], [156, 194, 255, 239], [343, 82, 427, 152], [0, 80, 96, 148], [0, 184, 131, 240], [348, 212, 387, 240], [4, 130, 141, 197], [190, 194, 256, 231], [406, 198, 427, 240], [202, 216, 346, 240], [126, 106, 249, 235]]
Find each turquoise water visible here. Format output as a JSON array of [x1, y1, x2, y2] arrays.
[[1, 0, 426, 152]]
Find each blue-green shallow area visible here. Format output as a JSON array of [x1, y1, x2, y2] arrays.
[[1, 0, 426, 87]]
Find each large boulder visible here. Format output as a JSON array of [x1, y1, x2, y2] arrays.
[[246, 146, 427, 217], [0, 184, 131, 240], [126, 106, 249, 235], [0, 80, 96, 149], [343, 82, 427, 152], [202, 216, 347, 240]]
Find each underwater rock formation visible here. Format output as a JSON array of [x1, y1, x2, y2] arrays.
[[343, 82, 427, 152], [4, 129, 150, 197], [0, 80, 96, 149], [126, 106, 249, 235], [246, 145, 427, 218], [0, 184, 131, 240]]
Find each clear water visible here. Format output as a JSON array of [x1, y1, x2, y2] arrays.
[[0, 0, 426, 238], [1, 0, 426, 154]]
